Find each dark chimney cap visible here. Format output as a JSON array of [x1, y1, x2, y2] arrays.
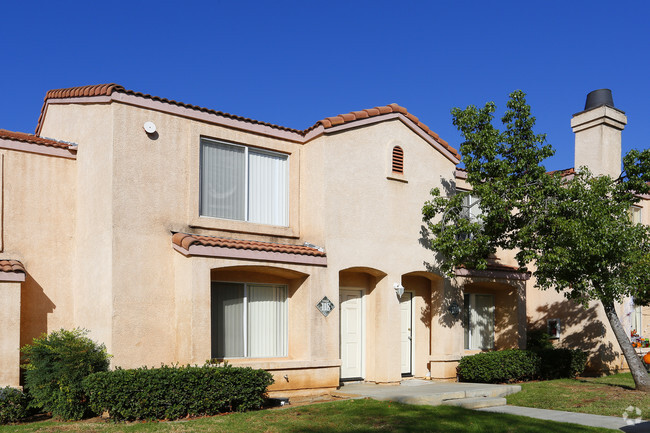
[[585, 89, 614, 110]]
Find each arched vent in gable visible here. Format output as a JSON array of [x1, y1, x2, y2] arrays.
[[392, 146, 404, 174]]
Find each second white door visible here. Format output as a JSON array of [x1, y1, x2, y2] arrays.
[[400, 292, 413, 375], [340, 290, 363, 379]]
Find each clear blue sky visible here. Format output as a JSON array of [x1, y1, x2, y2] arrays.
[[1, 1, 648, 171]]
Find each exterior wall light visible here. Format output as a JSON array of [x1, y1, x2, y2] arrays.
[[394, 283, 405, 299], [448, 301, 461, 317]]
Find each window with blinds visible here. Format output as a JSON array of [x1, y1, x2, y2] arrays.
[[464, 293, 495, 350], [211, 282, 288, 359], [630, 206, 642, 225], [200, 138, 289, 226]]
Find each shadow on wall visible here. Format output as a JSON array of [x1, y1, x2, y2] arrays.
[[464, 281, 523, 350], [424, 277, 462, 330], [531, 301, 618, 374], [20, 273, 55, 348], [493, 285, 520, 350]]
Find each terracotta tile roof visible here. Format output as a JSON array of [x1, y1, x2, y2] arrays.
[[0, 129, 75, 150], [0, 260, 25, 273], [315, 103, 461, 160], [547, 167, 576, 177], [484, 262, 521, 272], [38, 84, 304, 135], [172, 233, 326, 257], [38, 84, 459, 160]]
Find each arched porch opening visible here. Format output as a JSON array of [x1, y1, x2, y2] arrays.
[[338, 267, 387, 381]]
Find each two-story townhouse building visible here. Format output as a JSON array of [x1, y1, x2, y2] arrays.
[[0, 84, 530, 395], [0, 84, 645, 395]]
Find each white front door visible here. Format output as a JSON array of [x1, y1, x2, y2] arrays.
[[400, 292, 413, 375], [340, 290, 363, 379]]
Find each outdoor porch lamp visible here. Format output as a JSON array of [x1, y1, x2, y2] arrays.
[[394, 283, 405, 299]]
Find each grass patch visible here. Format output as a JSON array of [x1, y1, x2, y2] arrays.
[[506, 372, 649, 419], [0, 399, 618, 433]]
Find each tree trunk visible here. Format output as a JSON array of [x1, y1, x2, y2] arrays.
[[603, 301, 650, 392]]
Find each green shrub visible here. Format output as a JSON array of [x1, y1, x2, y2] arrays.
[[83, 364, 274, 421], [0, 387, 29, 424], [21, 329, 110, 421], [526, 329, 554, 352], [457, 350, 540, 383], [538, 348, 588, 379]]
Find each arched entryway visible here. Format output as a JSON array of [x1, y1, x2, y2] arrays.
[[338, 267, 386, 381]]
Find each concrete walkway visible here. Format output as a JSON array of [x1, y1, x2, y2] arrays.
[[332, 379, 520, 407], [332, 380, 649, 432], [479, 405, 650, 432]]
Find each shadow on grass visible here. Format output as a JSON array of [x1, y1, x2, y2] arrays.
[[278, 401, 611, 433], [575, 378, 635, 391]]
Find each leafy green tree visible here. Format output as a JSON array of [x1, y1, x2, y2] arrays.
[[423, 90, 650, 391], [21, 328, 110, 420]]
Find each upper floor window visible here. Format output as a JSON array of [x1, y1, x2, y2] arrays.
[[200, 138, 289, 226], [630, 206, 642, 225], [461, 193, 482, 222], [392, 146, 404, 174]]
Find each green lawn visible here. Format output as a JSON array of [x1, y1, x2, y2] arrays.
[[0, 399, 618, 433], [506, 372, 649, 419]]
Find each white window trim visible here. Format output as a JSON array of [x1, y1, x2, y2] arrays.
[[464, 293, 495, 350], [200, 137, 289, 226], [630, 205, 642, 225], [212, 281, 288, 359]]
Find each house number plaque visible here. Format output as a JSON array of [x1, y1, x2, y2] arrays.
[[316, 296, 335, 317]]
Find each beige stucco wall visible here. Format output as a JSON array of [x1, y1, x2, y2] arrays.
[[0, 281, 21, 387], [0, 147, 77, 367], [10, 97, 528, 393]]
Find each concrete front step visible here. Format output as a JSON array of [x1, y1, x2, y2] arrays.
[[332, 382, 520, 408], [441, 397, 507, 409]]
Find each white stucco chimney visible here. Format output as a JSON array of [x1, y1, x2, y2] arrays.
[[571, 89, 627, 178]]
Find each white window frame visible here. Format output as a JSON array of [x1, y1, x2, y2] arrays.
[[461, 193, 482, 222], [630, 206, 642, 225], [211, 281, 288, 359], [631, 303, 642, 336], [464, 293, 495, 350], [200, 138, 289, 226]]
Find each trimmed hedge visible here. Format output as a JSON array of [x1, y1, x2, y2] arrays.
[[83, 364, 274, 421], [457, 350, 540, 383], [538, 348, 588, 379], [21, 329, 110, 420], [0, 387, 29, 424], [457, 348, 588, 383]]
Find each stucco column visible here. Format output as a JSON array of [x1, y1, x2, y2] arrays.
[[0, 279, 23, 388], [429, 278, 464, 379], [516, 283, 527, 349], [371, 276, 401, 383]]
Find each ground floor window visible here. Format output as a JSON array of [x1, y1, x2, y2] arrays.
[[211, 282, 288, 358], [464, 293, 494, 350], [631, 304, 642, 335]]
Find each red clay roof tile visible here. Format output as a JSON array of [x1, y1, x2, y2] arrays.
[[0, 260, 26, 274], [38, 84, 305, 136], [172, 233, 326, 257], [0, 129, 75, 150], [351, 110, 369, 119], [547, 167, 576, 177], [37, 83, 460, 161], [314, 103, 460, 160]]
